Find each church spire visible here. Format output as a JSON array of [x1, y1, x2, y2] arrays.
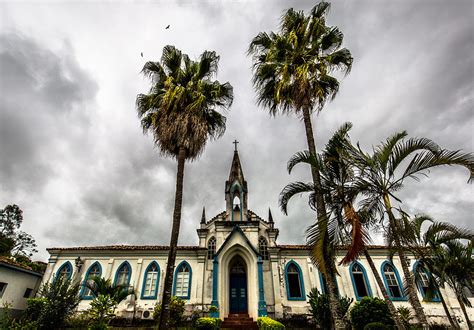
[[268, 208, 274, 223], [225, 141, 248, 221], [200, 206, 206, 224]]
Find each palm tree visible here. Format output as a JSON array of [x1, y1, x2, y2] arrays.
[[428, 241, 474, 330], [280, 123, 405, 329], [249, 3, 352, 326], [392, 215, 474, 328], [136, 46, 233, 328], [84, 276, 134, 304], [349, 132, 473, 326]]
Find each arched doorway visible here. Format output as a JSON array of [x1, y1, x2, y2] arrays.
[[229, 256, 247, 313]]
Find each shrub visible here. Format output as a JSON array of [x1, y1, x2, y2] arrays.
[[195, 317, 222, 329], [257, 316, 285, 330], [24, 276, 80, 329], [364, 322, 392, 330], [350, 297, 395, 330], [65, 312, 92, 328], [307, 287, 353, 328], [89, 294, 117, 328], [153, 296, 185, 326]]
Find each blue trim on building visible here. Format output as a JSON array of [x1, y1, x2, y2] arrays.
[[380, 260, 407, 301], [172, 260, 192, 299], [210, 257, 219, 318], [349, 261, 373, 301], [56, 261, 73, 280], [80, 261, 102, 300], [113, 261, 132, 287], [257, 256, 268, 316], [412, 261, 440, 302], [141, 261, 160, 300], [284, 260, 306, 301], [318, 272, 327, 294]]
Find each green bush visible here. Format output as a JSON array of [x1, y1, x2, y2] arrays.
[[350, 297, 395, 330], [65, 312, 92, 328], [195, 317, 222, 329], [364, 322, 392, 330], [153, 296, 185, 326], [307, 287, 353, 328], [397, 306, 413, 329], [257, 316, 285, 330], [24, 276, 80, 329]]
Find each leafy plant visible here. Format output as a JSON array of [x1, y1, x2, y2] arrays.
[[397, 306, 413, 328], [89, 294, 117, 328], [363, 322, 393, 330], [350, 297, 395, 330], [257, 316, 285, 329], [307, 288, 352, 328], [24, 275, 80, 329], [0, 204, 37, 257], [195, 317, 222, 330], [153, 296, 185, 326]]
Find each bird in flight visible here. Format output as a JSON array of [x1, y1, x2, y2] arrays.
[[140, 52, 143, 57], [165, 25, 170, 29]]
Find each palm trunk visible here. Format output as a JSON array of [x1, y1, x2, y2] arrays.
[[363, 249, 405, 330], [438, 288, 458, 328], [382, 194, 428, 327], [302, 107, 344, 329], [159, 147, 186, 329], [457, 293, 473, 330]]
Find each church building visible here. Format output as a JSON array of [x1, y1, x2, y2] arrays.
[[41, 148, 473, 325]]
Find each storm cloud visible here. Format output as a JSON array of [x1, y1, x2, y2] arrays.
[[0, 0, 472, 260]]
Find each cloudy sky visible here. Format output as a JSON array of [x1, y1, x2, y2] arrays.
[[0, 0, 472, 261]]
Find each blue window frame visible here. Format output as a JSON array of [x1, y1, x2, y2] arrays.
[[285, 260, 305, 301], [349, 261, 373, 300], [413, 261, 440, 302], [141, 261, 160, 299], [173, 261, 192, 299], [80, 261, 102, 299], [56, 261, 73, 280], [114, 261, 132, 287], [381, 261, 407, 301]]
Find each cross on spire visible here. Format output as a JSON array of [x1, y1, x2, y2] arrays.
[[233, 139, 239, 151]]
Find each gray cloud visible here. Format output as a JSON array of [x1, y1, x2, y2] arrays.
[[0, 0, 472, 261]]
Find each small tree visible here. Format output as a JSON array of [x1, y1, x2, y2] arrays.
[[350, 297, 394, 330], [89, 294, 117, 329]]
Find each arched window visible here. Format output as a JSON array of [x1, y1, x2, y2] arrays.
[[258, 237, 269, 260], [381, 261, 405, 300], [350, 262, 372, 300], [318, 272, 339, 296], [173, 261, 192, 299], [207, 237, 216, 260], [413, 261, 440, 302], [142, 261, 160, 299], [114, 261, 132, 287], [56, 261, 73, 280], [285, 261, 305, 300], [81, 262, 102, 299]]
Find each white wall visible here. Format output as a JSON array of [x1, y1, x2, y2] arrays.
[[0, 266, 42, 312]]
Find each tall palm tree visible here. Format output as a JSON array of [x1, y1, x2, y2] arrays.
[[391, 215, 474, 328], [349, 132, 474, 326], [249, 3, 352, 326], [428, 241, 474, 330], [280, 123, 405, 329], [136, 45, 233, 328]]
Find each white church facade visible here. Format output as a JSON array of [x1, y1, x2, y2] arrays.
[[42, 149, 473, 325]]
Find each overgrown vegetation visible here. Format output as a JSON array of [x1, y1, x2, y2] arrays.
[[307, 288, 352, 328], [24, 275, 80, 329], [350, 297, 395, 330], [153, 296, 185, 326], [195, 317, 222, 330]]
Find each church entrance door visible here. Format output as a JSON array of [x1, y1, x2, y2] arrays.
[[229, 256, 247, 313]]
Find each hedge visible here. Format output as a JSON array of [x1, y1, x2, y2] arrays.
[[257, 317, 285, 330], [195, 317, 222, 330]]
